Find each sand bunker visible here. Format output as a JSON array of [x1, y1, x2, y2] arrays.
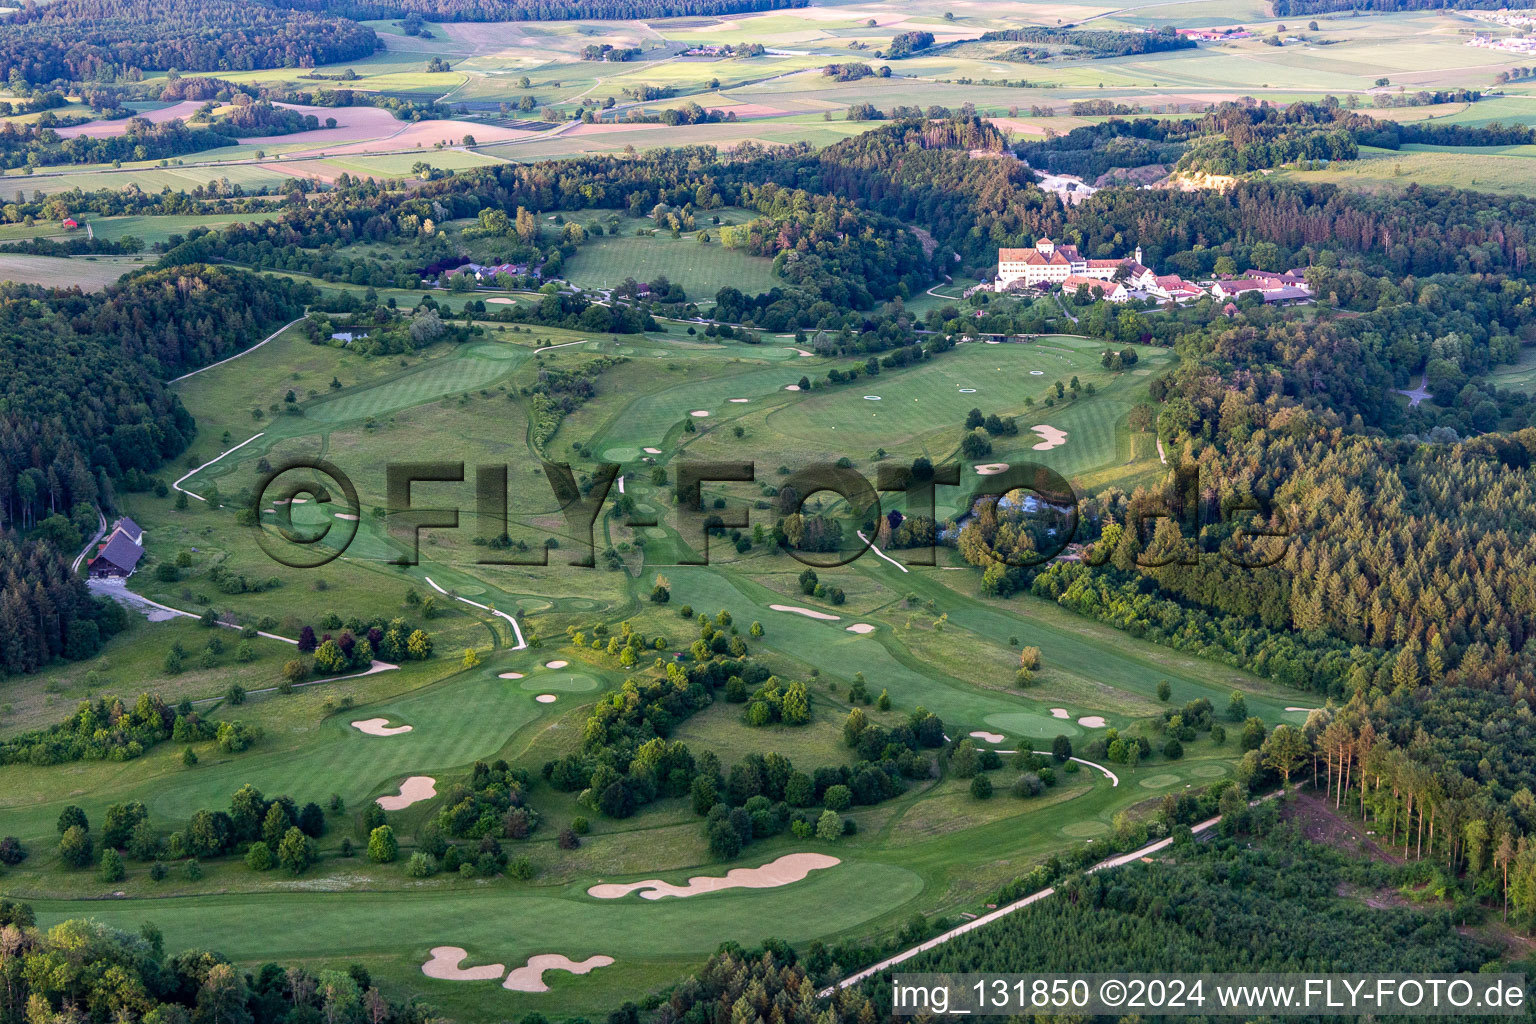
[[729, 398, 749, 403], [499, 672, 525, 679], [588, 853, 839, 900], [643, 447, 662, 454], [377, 776, 436, 810], [486, 297, 515, 305], [969, 731, 1005, 744], [769, 604, 840, 621], [1077, 716, 1107, 728], [790, 348, 813, 357], [784, 384, 801, 391], [974, 463, 1009, 475], [690, 410, 710, 417], [503, 955, 614, 993], [421, 947, 505, 982], [1285, 706, 1318, 713], [1031, 425, 1068, 451], [535, 694, 558, 704], [845, 623, 875, 634], [334, 513, 359, 521], [1050, 708, 1071, 719], [351, 718, 413, 737], [544, 660, 568, 669]]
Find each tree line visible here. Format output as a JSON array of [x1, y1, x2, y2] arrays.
[[0, 0, 378, 87]]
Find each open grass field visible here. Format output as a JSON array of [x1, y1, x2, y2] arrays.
[[561, 233, 781, 299], [1275, 143, 1536, 195], [0, 253, 149, 289]]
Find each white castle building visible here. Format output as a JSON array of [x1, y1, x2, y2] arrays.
[[996, 238, 1155, 291]]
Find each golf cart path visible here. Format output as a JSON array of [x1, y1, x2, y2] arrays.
[[168, 317, 307, 384], [821, 790, 1283, 994], [424, 575, 528, 650], [174, 432, 265, 501], [88, 578, 398, 699]]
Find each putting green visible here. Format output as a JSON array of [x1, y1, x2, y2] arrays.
[[519, 673, 601, 693], [1061, 820, 1110, 837], [1138, 773, 1183, 789], [985, 711, 1081, 739], [603, 446, 643, 461], [1189, 762, 1228, 778]]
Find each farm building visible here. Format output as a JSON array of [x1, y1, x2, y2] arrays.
[[88, 527, 144, 578], [112, 516, 143, 545]]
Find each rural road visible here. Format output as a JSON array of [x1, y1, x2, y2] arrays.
[[71, 509, 107, 573]]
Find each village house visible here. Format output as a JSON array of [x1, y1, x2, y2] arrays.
[[1210, 273, 1311, 304], [1061, 275, 1131, 303], [1147, 274, 1206, 303], [446, 261, 535, 283]]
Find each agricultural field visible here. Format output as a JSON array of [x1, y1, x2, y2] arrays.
[[0, 0, 1526, 200], [0, 253, 150, 288]]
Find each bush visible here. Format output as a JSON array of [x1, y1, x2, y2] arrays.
[[970, 775, 993, 800], [1163, 737, 1184, 760], [245, 841, 274, 871], [149, 861, 168, 881], [367, 825, 398, 863], [406, 852, 437, 877], [1012, 772, 1044, 798], [570, 816, 590, 835], [507, 855, 535, 880], [822, 784, 852, 811], [98, 848, 125, 882], [59, 825, 93, 868], [816, 809, 843, 841], [0, 837, 26, 866]]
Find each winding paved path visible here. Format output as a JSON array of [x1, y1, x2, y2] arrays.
[[424, 575, 528, 650], [168, 317, 307, 384], [821, 791, 1283, 995]]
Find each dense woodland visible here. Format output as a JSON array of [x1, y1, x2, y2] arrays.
[[977, 25, 1195, 57], [0, 266, 312, 623], [0, 0, 377, 86], [279, 0, 804, 20], [1274, 0, 1534, 13]]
